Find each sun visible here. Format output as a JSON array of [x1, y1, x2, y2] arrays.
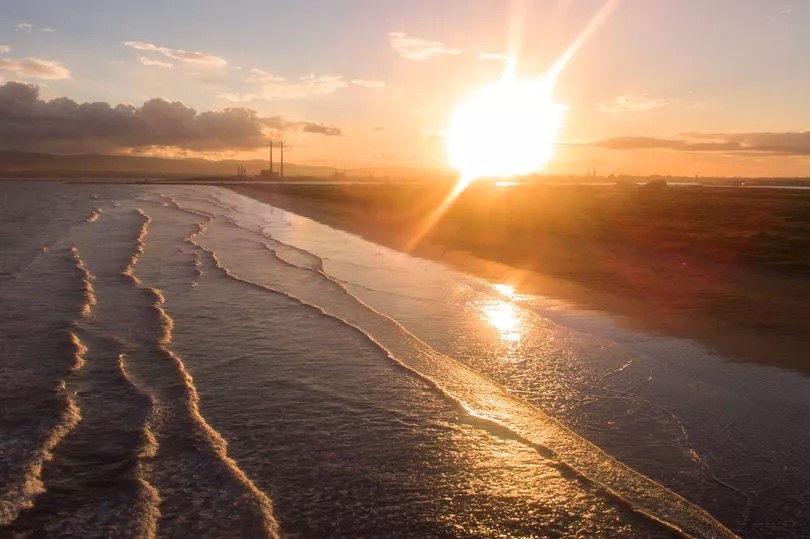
[[406, 75, 567, 251], [406, 0, 616, 251], [445, 75, 567, 182]]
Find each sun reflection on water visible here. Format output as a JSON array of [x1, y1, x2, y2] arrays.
[[493, 283, 515, 299], [483, 304, 522, 342], [482, 286, 523, 343]]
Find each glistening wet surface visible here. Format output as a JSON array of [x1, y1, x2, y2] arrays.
[[2, 182, 808, 537]]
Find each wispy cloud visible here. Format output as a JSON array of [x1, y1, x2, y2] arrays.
[[139, 56, 173, 68], [123, 41, 226, 66], [0, 57, 70, 79], [15, 23, 54, 33], [265, 75, 348, 98], [217, 92, 258, 103], [0, 45, 10, 54], [220, 72, 383, 103], [247, 68, 286, 83], [250, 69, 349, 99], [388, 31, 463, 60], [600, 95, 673, 113], [350, 79, 386, 89]]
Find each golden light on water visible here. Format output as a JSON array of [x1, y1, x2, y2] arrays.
[[482, 285, 523, 342], [493, 283, 515, 299], [483, 302, 523, 342]]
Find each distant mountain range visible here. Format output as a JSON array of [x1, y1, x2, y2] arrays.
[[0, 151, 337, 179]]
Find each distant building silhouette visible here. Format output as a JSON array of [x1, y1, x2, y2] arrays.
[[259, 141, 281, 179]]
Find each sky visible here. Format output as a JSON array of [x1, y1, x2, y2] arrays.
[[1, 0, 809, 177]]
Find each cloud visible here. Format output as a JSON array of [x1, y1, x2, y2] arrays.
[[267, 75, 348, 98], [0, 57, 71, 79], [0, 81, 342, 153], [260, 116, 302, 131], [247, 68, 286, 82], [16, 23, 54, 33], [593, 132, 810, 155], [388, 31, 463, 60], [139, 56, 173, 68], [123, 40, 226, 66], [0, 45, 10, 53], [260, 115, 342, 136], [595, 137, 688, 150], [217, 92, 257, 103], [599, 95, 673, 113], [246, 70, 383, 98], [301, 123, 342, 136], [350, 79, 386, 89], [686, 131, 810, 155], [249, 69, 349, 99]]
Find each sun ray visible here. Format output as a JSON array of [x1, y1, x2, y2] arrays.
[[405, 0, 620, 251], [546, 0, 620, 84], [404, 172, 475, 251]]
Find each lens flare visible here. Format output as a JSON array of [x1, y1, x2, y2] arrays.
[[405, 0, 620, 251]]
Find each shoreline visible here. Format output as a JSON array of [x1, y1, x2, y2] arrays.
[[229, 183, 810, 375]]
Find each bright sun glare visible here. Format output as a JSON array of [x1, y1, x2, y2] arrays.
[[405, 0, 618, 251], [446, 75, 566, 182]]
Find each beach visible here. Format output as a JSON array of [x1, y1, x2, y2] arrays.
[[3, 180, 810, 537], [231, 182, 810, 374], [3, 0, 810, 535]]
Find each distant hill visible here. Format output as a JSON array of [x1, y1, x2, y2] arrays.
[[0, 151, 336, 179]]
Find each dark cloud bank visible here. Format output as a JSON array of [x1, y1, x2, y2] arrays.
[[595, 133, 810, 156], [0, 82, 341, 153]]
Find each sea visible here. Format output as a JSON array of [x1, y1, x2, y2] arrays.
[[1, 181, 809, 538]]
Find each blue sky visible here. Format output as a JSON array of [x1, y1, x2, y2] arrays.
[[1, 0, 808, 175]]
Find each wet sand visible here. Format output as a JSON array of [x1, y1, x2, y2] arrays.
[[230, 182, 810, 374]]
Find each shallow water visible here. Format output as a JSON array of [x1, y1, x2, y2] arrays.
[[1, 182, 808, 537]]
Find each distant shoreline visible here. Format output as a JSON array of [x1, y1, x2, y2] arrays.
[[229, 182, 810, 375], [3, 169, 810, 188]]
